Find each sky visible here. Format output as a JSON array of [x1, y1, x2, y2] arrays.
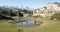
[[0, 0, 60, 8]]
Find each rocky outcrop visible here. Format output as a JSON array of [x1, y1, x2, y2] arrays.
[[37, 2, 60, 17]]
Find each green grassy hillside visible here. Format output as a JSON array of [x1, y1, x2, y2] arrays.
[[0, 17, 60, 32]]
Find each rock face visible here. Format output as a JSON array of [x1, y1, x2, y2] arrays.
[[0, 6, 17, 20], [33, 2, 60, 17], [41, 2, 60, 17], [44, 2, 60, 11]]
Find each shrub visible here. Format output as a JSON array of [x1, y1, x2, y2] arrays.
[[50, 12, 60, 21]]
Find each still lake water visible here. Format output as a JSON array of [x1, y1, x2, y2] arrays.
[[13, 17, 35, 26]]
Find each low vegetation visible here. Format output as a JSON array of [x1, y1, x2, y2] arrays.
[[0, 16, 60, 32], [50, 12, 60, 21]]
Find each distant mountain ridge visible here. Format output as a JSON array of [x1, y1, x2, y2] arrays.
[[0, 2, 60, 17], [32, 2, 60, 17]]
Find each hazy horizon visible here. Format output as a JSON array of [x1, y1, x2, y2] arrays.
[[0, 0, 60, 8]]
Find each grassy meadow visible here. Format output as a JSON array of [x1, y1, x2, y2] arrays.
[[0, 17, 60, 32]]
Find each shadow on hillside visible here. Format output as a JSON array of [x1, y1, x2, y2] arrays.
[[0, 15, 13, 20]]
